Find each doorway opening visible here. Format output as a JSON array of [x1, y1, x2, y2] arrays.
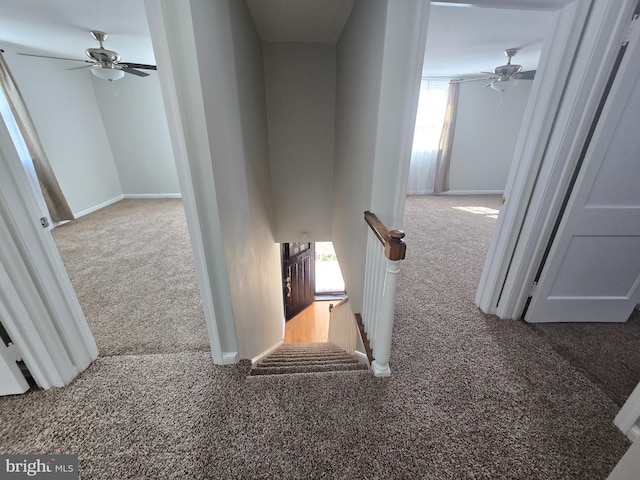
[[50, 199, 209, 356], [405, 2, 557, 308], [0, 58, 209, 359], [314, 242, 346, 299], [283, 241, 346, 344]]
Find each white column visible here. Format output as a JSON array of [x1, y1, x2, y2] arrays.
[[371, 258, 401, 377]]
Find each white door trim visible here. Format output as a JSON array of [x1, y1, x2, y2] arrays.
[[144, 0, 239, 364], [497, 0, 637, 319], [476, 0, 590, 313], [615, 381, 640, 442], [524, 0, 640, 323], [0, 107, 98, 389], [0, 336, 29, 395], [476, 0, 637, 317], [385, 0, 430, 227]]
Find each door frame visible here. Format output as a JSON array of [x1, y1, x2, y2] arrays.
[[475, 0, 638, 318], [615, 382, 640, 441], [282, 242, 316, 320], [525, 13, 640, 322], [0, 0, 239, 393], [0, 339, 29, 395], [145, 0, 239, 364], [0, 108, 98, 389]]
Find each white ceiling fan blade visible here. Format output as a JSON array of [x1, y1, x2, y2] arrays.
[[66, 64, 95, 71], [18, 52, 92, 64], [458, 76, 496, 83]]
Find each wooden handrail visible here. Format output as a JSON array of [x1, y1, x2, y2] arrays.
[[364, 211, 388, 246], [364, 211, 406, 261], [328, 297, 349, 312]]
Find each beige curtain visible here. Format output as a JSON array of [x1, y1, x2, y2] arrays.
[[433, 80, 460, 194], [0, 52, 74, 222]]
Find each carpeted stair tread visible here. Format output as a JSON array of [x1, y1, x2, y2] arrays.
[[251, 342, 368, 376], [251, 362, 368, 376], [267, 344, 351, 356], [262, 352, 354, 361], [258, 357, 358, 367], [277, 341, 341, 347], [274, 344, 345, 353], [260, 352, 354, 361]]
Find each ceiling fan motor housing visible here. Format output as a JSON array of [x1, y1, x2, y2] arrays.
[[494, 48, 522, 79], [494, 64, 522, 79], [86, 48, 121, 64], [86, 30, 121, 64]]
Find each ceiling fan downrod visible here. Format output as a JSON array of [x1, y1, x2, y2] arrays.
[[90, 31, 108, 49]]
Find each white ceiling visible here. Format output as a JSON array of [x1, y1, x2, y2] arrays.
[[0, 0, 561, 79], [246, 0, 356, 44], [0, 0, 155, 65], [423, 4, 557, 77]]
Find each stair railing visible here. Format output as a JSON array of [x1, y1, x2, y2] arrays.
[[362, 211, 406, 377]]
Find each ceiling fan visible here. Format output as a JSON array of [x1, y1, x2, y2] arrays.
[[18, 31, 156, 82], [465, 48, 536, 92]]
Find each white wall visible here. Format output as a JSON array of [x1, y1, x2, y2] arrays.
[[448, 80, 532, 192], [91, 72, 180, 196], [332, 0, 386, 312], [1, 43, 122, 214], [190, 0, 284, 359], [264, 42, 336, 242], [332, 0, 427, 312]]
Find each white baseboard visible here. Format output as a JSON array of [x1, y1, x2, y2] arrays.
[[73, 195, 124, 219], [251, 340, 284, 366], [222, 351, 239, 365], [57, 193, 183, 227], [122, 193, 182, 199], [353, 350, 370, 367]]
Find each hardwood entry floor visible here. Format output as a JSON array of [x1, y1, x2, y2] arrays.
[[284, 301, 333, 344]]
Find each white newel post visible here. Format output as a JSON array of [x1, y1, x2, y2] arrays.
[[363, 212, 406, 378], [371, 257, 402, 377]]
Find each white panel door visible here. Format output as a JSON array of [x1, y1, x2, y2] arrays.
[[525, 33, 640, 323], [0, 340, 29, 395]]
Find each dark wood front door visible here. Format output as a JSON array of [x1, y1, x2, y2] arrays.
[[283, 242, 315, 320]]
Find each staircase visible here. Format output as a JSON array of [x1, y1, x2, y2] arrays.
[[251, 342, 368, 376]]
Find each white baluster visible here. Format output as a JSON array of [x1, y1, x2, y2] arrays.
[[371, 251, 384, 348]]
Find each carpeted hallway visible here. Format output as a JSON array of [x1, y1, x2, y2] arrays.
[[0, 196, 634, 479]]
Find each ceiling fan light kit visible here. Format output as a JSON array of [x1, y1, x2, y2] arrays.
[[90, 65, 125, 82], [490, 78, 519, 92]]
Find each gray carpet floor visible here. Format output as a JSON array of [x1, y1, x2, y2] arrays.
[[51, 199, 210, 356], [529, 310, 640, 408], [0, 195, 633, 479]]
